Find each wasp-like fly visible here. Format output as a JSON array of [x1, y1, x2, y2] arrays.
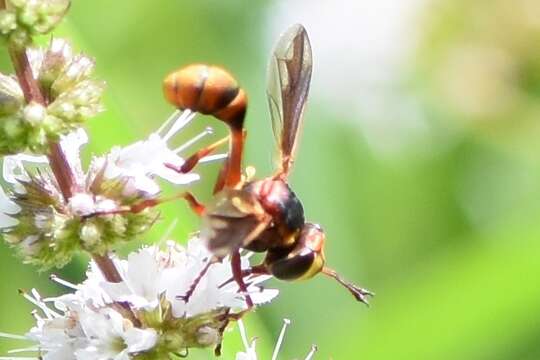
[[162, 24, 373, 307]]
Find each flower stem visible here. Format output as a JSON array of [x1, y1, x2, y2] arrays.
[[7, 43, 77, 201], [92, 254, 123, 282], [8, 46, 46, 105], [4, 27, 125, 288]]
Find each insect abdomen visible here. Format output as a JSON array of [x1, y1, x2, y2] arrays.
[[163, 64, 247, 129]]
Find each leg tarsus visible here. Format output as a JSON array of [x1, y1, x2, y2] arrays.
[[322, 267, 374, 306], [166, 136, 228, 174]]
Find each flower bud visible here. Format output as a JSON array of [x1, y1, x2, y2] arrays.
[[0, 39, 105, 155], [1, 132, 159, 269], [0, 0, 70, 41], [0, 73, 23, 115], [0, 10, 17, 35], [22, 101, 46, 125]]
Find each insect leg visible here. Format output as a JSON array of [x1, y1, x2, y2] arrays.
[[218, 264, 269, 288], [231, 250, 254, 308], [177, 256, 219, 303], [165, 136, 229, 174], [85, 192, 206, 218], [213, 129, 245, 193], [322, 267, 374, 305]]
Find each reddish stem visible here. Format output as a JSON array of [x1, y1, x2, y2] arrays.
[[92, 254, 123, 283], [9, 47, 77, 200], [9, 47, 46, 105], [5, 27, 124, 287]]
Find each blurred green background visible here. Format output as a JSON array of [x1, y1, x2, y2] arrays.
[[2, 0, 540, 359]]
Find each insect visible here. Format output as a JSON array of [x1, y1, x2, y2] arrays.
[[162, 24, 373, 307]]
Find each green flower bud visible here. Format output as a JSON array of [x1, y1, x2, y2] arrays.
[[3, 116, 25, 137], [0, 10, 17, 35], [0, 0, 70, 41], [80, 221, 101, 247], [0, 39, 105, 155], [22, 101, 46, 125], [2, 153, 159, 269], [50, 54, 94, 95], [39, 38, 72, 87], [0, 73, 23, 114]]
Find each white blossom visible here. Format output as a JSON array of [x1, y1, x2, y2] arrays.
[[0, 238, 278, 359], [98, 109, 219, 197], [82, 238, 278, 316], [0, 109, 223, 267]]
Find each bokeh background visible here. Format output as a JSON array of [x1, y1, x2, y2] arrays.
[[2, 0, 540, 358]]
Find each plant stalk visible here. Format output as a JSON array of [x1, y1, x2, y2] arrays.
[[5, 30, 125, 286]]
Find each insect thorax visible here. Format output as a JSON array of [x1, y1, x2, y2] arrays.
[[245, 178, 305, 233]]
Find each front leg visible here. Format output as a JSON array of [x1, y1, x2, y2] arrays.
[[231, 250, 254, 309]]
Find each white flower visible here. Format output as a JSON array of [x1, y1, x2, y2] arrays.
[[82, 237, 278, 317], [1, 289, 156, 360], [0, 111, 224, 267], [98, 109, 222, 197], [75, 308, 157, 360], [0, 184, 20, 228], [1, 239, 279, 359]]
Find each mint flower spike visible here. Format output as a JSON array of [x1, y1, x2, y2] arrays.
[[0, 238, 278, 359], [236, 319, 318, 360], [0, 0, 70, 45], [0, 109, 227, 269], [0, 38, 105, 155]]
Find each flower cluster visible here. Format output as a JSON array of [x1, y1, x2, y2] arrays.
[[0, 0, 70, 46], [0, 110, 206, 269], [2, 239, 277, 359], [0, 38, 104, 155]]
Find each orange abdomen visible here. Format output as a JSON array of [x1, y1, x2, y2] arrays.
[[163, 64, 247, 129]]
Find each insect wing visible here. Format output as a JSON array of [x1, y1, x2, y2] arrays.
[[200, 189, 270, 258], [267, 24, 313, 176]]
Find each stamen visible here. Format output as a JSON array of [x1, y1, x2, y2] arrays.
[[49, 274, 78, 290], [237, 320, 250, 352], [30, 310, 41, 322], [20, 290, 60, 319], [0, 332, 27, 340], [305, 345, 318, 360], [163, 110, 195, 142], [156, 109, 182, 135], [8, 346, 39, 354], [174, 126, 214, 154], [271, 318, 291, 360], [199, 153, 228, 163], [157, 219, 178, 250]]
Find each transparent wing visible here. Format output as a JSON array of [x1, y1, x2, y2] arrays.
[[267, 23, 313, 177]]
